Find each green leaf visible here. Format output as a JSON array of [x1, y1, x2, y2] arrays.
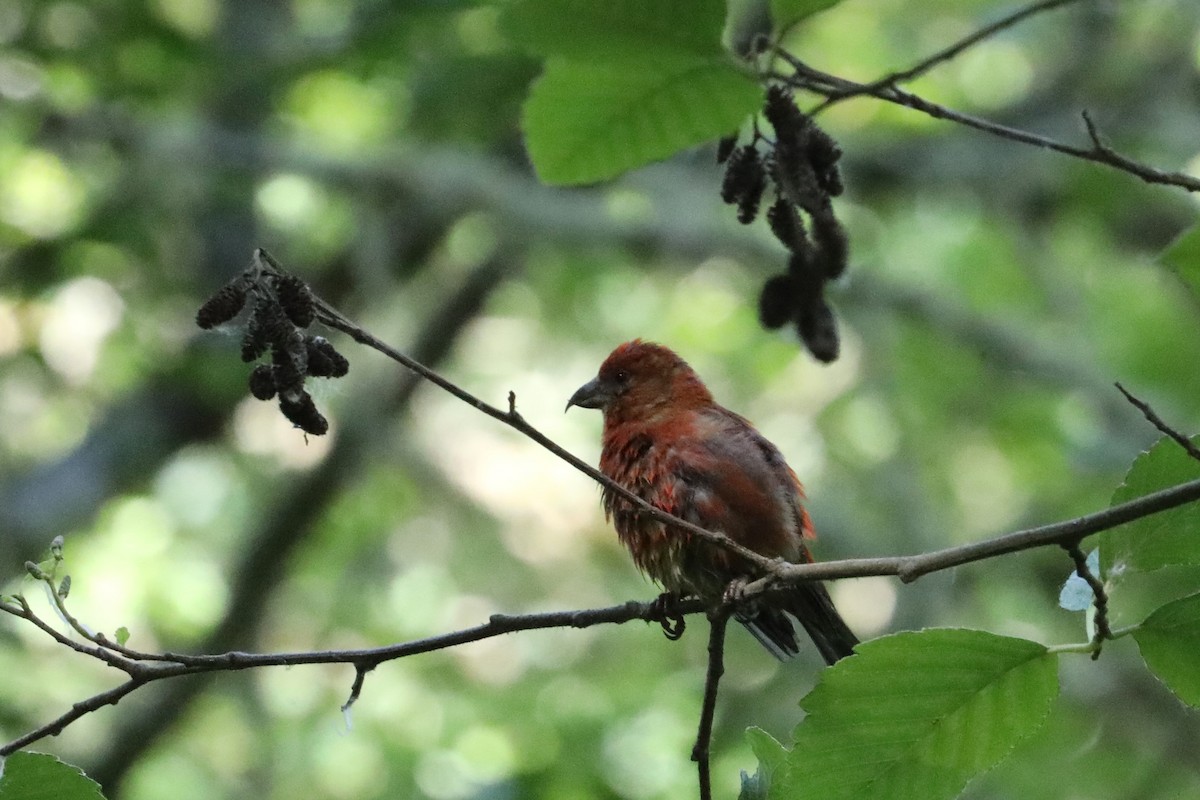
[[1133, 592, 1200, 707], [741, 727, 787, 799], [0, 752, 106, 800], [774, 629, 1059, 800], [503, 0, 727, 62], [114, 626, 130, 646], [747, 727, 787, 775], [769, 0, 843, 33], [522, 56, 762, 185], [1101, 436, 1200, 576], [1160, 221, 1200, 300]]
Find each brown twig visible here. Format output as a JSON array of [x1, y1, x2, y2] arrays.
[[1115, 382, 1200, 463], [745, 474, 1200, 592], [813, 0, 1088, 112], [1062, 543, 1111, 659], [254, 250, 778, 575], [692, 610, 730, 800], [0, 597, 706, 755], [773, 52, 1200, 194]]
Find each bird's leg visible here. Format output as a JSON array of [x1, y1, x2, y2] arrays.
[[649, 591, 687, 641], [722, 576, 752, 610]]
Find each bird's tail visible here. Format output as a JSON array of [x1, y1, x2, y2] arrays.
[[740, 582, 858, 665]]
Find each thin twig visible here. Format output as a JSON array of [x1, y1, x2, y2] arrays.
[[0, 597, 706, 755], [0, 679, 146, 754], [773, 52, 1200, 194], [341, 663, 372, 715], [1062, 543, 1111, 659], [255, 250, 778, 575], [692, 610, 730, 800], [1115, 382, 1200, 463], [813, 0, 1087, 112]]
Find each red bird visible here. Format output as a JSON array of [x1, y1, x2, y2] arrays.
[[567, 340, 857, 664]]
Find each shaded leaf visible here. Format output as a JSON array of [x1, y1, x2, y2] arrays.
[[523, 56, 762, 185], [503, 0, 727, 62], [769, 0, 843, 33], [742, 727, 786, 798], [1160, 222, 1200, 300], [1133, 592, 1200, 707], [0, 752, 106, 800], [1101, 436, 1200, 576], [775, 629, 1059, 800]]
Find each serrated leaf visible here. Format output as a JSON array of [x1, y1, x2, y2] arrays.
[[747, 727, 787, 775], [1058, 548, 1100, 611], [1101, 436, 1200, 576], [523, 56, 762, 185], [0, 752, 106, 800], [774, 629, 1059, 800], [742, 727, 787, 798], [1161, 221, 1200, 300], [503, 0, 727, 61], [769, 0, 843, 33], [1133, 592, 1200, 707]]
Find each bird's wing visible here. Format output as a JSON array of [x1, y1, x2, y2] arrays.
[[661, 405, 812, 564]]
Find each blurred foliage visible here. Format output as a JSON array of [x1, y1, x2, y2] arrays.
[[1, 0, 1200, 799]]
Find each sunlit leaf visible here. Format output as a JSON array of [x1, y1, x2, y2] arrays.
[[1133, 592, 1200, 707], [0, 752, 106, 800], [522, 56, 762, 185], [503, 0, 727, 61], [774, 629, 1059, 800], [114, 626, 130, 646], [1101, 436, 1200, 576], [769, 0, 843, 33], [1160, 222, 1200, 300]]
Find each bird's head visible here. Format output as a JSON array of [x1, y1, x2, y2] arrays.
[[566, 340, 713, 425]]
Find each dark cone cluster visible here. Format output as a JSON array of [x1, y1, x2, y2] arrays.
[[718, 85, 850, 363], [196, 252, 349, 436]]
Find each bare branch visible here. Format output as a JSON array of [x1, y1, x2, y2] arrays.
[[692, 611, 730, 800], [748, 474, 1200, 592], [8, 468, 1200, 754], [774, 52, 1200, 194], [0, 598, 704, 755], [1116, 382, 1200, 463], [1062, 543, 1111, 658], [253, 250, 779, 576], [0, 679, 146, 755], [814, 0, 1088, 110]]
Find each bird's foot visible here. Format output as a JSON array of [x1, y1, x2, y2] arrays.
[[649, 592, 687, 641], [721, 576, 759, 618]]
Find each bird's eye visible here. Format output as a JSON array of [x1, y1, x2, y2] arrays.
[[614, 369, 630, 383]]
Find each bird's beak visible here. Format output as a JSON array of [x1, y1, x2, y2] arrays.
[[565, 376, 612, 412]]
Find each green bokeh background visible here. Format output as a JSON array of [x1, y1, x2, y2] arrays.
[[1, 0, 1199, 797]]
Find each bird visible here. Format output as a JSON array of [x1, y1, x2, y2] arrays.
[[566, 339, 858, 665]]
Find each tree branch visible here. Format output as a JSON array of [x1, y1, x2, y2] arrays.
[[7, 466, 1200, 754], [813, 0, 1088, 111], [1116, 382, 1200, 463], [253, 250, 779, 575], [692, 610, 730, 800], [774, 52, 1200, 194]]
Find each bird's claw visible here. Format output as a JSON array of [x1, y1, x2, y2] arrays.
[[722, 577, 751, 608], [649, 592, 687, 641]]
